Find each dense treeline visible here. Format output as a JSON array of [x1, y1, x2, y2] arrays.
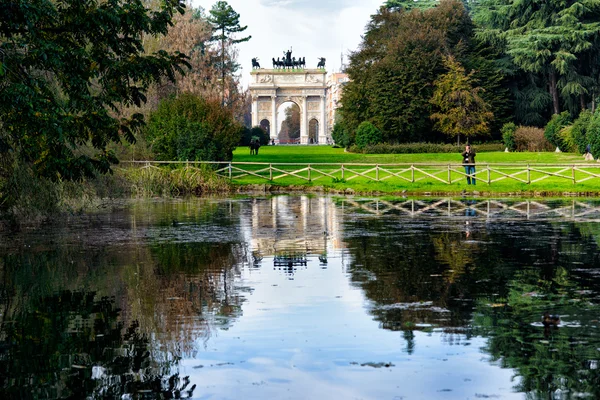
[[334, 0, 600, 150]]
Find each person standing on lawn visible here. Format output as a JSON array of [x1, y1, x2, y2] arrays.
[[462, 144, 476, 185]]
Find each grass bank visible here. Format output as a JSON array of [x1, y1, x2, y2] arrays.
[[231, 146, 600, 196]]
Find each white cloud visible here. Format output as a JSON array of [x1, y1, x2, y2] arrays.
[[191, 0, 382, 87]]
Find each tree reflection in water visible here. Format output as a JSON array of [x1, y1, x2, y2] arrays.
[[0, 290, 196, 399], [343, 211, 600, 398]]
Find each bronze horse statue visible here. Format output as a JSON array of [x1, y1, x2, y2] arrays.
[[252, 58, 261, 69], [317, 57, 326, 69]]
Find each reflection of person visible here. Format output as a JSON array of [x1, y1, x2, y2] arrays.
[[465, 221, 471, 238], [462, 144, 476, 185]]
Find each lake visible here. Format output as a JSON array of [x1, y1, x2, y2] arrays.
[[1, 196, 599, 399]]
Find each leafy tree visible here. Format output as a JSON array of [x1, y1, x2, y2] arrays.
[[587, 110, 600, 158], [340, 0, 486, 143], [385, 0, 439, 11], [207, 1, 250, 106], [355, 121, 383, 149], [0, 0, 190, 181], [430, 56, 494, 144], [144, 93, 241, 162]]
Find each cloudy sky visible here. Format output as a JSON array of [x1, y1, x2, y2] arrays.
[[191, 0, 384, 87]]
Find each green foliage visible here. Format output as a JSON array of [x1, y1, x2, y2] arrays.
[[331, 118, 354, 148], [0, 0, 189, 181], [355, 122, 383, 150], [430, 56, 494, 142], [544, 112, 572, 150], [588, 111, 600, 159], [501, 122, 517, 150], [241, 126, 269, 146], [340, 0, 479, 143], [570, 110, 594, 154], [145, 94, 241, 162], [123, 164, 231, 197], [474, 0, 600, 116], [352, 142, 504, 154]]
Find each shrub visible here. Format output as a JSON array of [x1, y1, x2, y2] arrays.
[[355, 121, 383, 149], [145, 94, 241, 162], [570, 110, 593, 154], [588, 110, 600, 159], [501, 122, 517, 151], [514, 126, 553, 152], [544, 112, 572, 150], [331, 120, 353, 148], [241, 126, 269, 146], [557, 125, 577, 153], [351, 142, 504, 154]]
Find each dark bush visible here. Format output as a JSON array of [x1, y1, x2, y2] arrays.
[[331, 120, 353, 148], [241, 126, 269, 146], [355, 121, 383, 149]]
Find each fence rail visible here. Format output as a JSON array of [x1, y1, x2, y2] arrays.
[[121, 161, 600, 186]]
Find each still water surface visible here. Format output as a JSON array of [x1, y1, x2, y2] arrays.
[[1, 196, 600, 399]]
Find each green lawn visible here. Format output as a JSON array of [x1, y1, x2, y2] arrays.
[[228, 146, 599, 195], [232, 145, 584, 164]]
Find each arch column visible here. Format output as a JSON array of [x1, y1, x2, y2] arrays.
[[319, 94, 327, 144], [271, 95, 277, 140], [252, 96, 258, 127], [301, 96, 308, 144]]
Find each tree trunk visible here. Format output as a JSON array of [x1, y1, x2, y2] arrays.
[[221, 28, 226, 106], [549, 71, 560, 115], [580, 94, 586, 111]]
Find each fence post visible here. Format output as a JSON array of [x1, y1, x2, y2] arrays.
[[376, 164, 379, 181], [308, 164, 311, 182], [341, 165, 345, 180], [527, 164, 530, 184], [448, 164, 451, 184], [487, 164, 490, 185], [572, 165, 576, 184], [411, 165, 415, 183], [269, 163, 273, 181], [228, 162, 232, 180]]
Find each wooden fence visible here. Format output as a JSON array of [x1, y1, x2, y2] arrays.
[[122, 161, 600, 186]]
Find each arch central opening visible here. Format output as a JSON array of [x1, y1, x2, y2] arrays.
[[277, 101, 300, 144]]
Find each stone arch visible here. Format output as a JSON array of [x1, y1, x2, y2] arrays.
[[249, 69, 327, 144]]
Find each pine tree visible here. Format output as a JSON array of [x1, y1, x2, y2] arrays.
[[475, 0, 600, 116], [430, 56, 494, 144], [207, 1, 251, 106]]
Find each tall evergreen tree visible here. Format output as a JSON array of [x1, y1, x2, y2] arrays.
[[475, 0, 600, 116], [207, 1, 250, 106]]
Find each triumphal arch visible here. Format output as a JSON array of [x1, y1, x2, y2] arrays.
[[249, 50, 328, 144]]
